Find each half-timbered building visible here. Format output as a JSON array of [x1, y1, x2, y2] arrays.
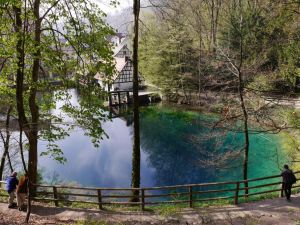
[[95, 39, 145, 92]]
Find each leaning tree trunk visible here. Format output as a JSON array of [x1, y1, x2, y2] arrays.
[[237, 1, 250, 196], [238, 70, 250, 196], [19, 127, 28, 173], [131, 0, 141, 202], [0, 105, 13, 179], [197, 26, 202, 104], [210, 0, 215, 53], [213, 0, 221, 50], [14, 3, 32, 175]]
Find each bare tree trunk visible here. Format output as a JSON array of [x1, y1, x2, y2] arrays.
[[15, 12, 28, 172], [238, 70, 250, 196], [208, 0, 221, 53], [14, 4, 28, 137], [131, 0, 141, 202], [237, 0, 250, 196], [198, 27, 202, 104], [210, 0, 215, 52], [19, 126, 27, 172], [214, 0, 221, 48], [14, 1, 31, 177], [0, 105, 13, 179]]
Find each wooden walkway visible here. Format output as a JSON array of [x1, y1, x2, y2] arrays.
[[108, 90, 161, 106]]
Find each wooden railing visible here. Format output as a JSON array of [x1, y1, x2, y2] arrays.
[[1, 171, 299, 210]]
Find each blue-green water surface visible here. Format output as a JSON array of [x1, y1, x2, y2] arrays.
[[39, 101, 286, 193]]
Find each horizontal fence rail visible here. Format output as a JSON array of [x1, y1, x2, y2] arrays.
[[0, 171, 299, 210]]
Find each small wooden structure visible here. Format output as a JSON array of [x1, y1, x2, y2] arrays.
[[109, 90, 132, 106], [108, 90, 161, 106]]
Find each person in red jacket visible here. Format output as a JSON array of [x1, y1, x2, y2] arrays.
[[16, 173, 29, 211]]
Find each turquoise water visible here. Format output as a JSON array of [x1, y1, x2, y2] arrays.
[[38, 97, 286, 193], [140, 105, 284, 184], [139, 105, 286, 198]]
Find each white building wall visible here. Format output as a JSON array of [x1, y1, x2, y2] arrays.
[[113, 82, 132, 91], [97, 78, 145, 92], [111, 36, 121, 46]]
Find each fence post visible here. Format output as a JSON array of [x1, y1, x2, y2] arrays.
[[118, 92, 121, 105], [97, 189, 103, 210], [127, 91, 130, 104], [141, 189, 145, 211], [53, 186, 59, 207], [234, 182, 240, 205], [189, 186, 193, 208], [280, 182, 284, 197]]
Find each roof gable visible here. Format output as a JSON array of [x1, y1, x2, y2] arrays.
[[113, 41, 131, 57]]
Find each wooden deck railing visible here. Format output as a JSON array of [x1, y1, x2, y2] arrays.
[[0, 171, 299, 210]]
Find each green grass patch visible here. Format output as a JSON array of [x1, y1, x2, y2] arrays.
[[32, 186, 300, 219], [104, 204, 141, 212], [148, 204, 184, 217], [65, 202, 98, 210], [0, 189, 8, 203], [61, 220, 124, 225], [193, 199, 232, 208]]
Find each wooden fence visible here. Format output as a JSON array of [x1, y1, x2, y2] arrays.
[[1, 171, 299, 210]]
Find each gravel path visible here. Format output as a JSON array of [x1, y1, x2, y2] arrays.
[[1, 194, 300, 225], [264, 96, 300, 109]]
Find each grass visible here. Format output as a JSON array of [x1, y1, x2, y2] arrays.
[[1, 186, 300, 225], [148, 204, 184, 217], [238, 187, 300, 204], [63, 221, 124, 225], [2, 186, 299, 213], [61, 220, 125, 225], [0, 189, 8, 202], [58, 199, 233, 216], [32, 186, 300, 215], [2, 185, 300, 223]]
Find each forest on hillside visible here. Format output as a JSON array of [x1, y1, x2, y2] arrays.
[[0, 1, 300, 216], [137, 0, 300, 184], [139, 0, 300, 103]]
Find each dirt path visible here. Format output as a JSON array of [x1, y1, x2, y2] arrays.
[[264, 95, 300, 109], [1, 194, 300, 225]]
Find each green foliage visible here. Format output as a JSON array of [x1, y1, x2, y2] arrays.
[[0, 0, 116, 163], [247, 73, 280, 92], [279, 29, 300, 87], [278, 109, 300, 170], [222, 5, 267, 62], [139, 0, 300, 93], [139, 13, 198, 94]]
